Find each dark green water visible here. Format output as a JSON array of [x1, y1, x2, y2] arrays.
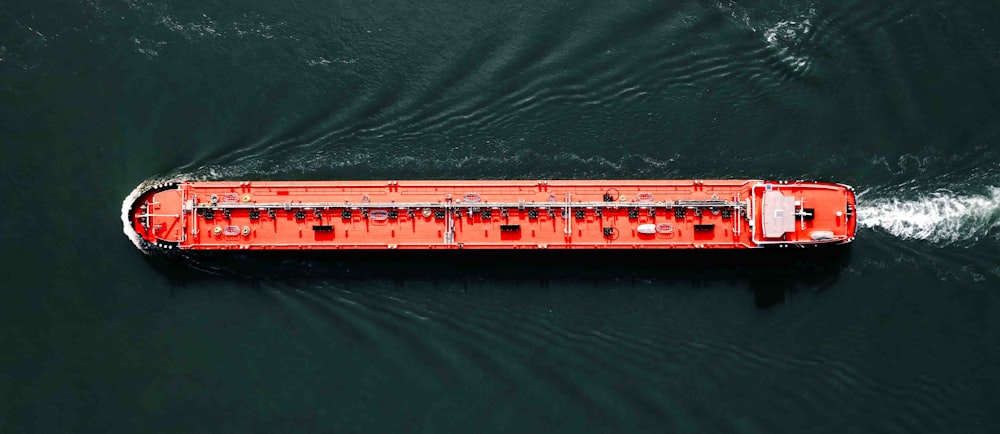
[[3, 0, 1000, 432]]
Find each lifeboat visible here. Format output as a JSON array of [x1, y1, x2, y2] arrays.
[[125, 179, 856, 251]]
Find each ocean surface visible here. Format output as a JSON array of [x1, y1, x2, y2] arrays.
[[2, 0, 999, 432]]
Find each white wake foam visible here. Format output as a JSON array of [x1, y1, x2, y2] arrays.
[[121, 182, 149, 252], [759, 5, 818, 76], [858, 187, 1000, 245]]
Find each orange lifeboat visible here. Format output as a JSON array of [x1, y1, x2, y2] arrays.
[[125, 179, 856, 251]]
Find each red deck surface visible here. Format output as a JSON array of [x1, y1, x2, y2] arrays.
[[128, 180, 856, 250]]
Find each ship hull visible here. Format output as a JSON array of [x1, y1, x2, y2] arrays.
[[126, 180, 857, 251]]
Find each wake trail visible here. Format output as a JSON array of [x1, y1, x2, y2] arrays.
[[858, 186, 1000, 246]]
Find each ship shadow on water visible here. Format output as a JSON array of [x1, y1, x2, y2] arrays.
[[144, 245, 852, 309]]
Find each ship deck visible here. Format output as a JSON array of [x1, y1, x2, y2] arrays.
[[129, 180, 856, 250]]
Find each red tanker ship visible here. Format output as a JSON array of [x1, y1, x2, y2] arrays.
[[125, 180, 856, 251]]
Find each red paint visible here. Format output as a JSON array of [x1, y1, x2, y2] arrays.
[[128, 180, 857, 250]]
